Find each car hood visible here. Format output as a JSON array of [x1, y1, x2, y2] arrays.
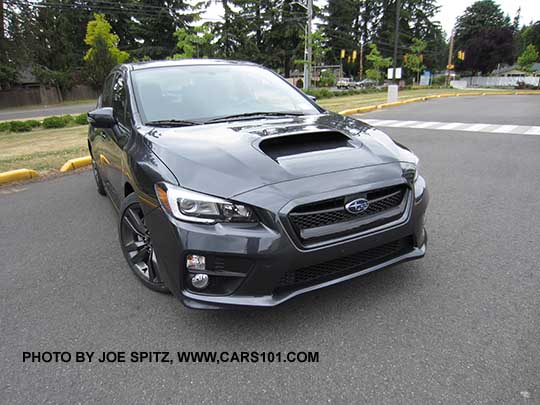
[[145, 113, 413, 199]]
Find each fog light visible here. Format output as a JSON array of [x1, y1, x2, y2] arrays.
[[191, 273, 209, 290], [186, 254, 205, 270]]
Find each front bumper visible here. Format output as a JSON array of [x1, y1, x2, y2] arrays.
[[143, 177, 428, 309]]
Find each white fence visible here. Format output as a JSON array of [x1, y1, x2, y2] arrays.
[[464, 76, 539, 88]]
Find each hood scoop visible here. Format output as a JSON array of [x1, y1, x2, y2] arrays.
[[259, 131, 353, 161]]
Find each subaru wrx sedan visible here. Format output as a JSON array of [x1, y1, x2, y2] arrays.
[[87, 59, 428, 309]]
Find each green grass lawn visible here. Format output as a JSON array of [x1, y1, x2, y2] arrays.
[[318, 88, 464, 112], [0, 126, 88, 173]]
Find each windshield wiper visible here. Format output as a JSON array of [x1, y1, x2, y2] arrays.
[[204, 111, 305, 123], [145, 119, 201, 127]]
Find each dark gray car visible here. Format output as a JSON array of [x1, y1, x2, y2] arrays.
[[87, 59, 428, 309]]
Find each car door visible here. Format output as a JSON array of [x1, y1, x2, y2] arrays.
[[104, 71, 132, 208], [91, 73, 114, 188]]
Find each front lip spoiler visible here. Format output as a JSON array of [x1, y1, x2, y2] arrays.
[[180, 242, 426, 310]]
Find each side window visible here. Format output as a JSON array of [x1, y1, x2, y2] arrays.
[[112, 74, 129, 127], [102, 74, 114, 107]]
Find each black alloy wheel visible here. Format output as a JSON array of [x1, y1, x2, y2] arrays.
[[119, 193, 169, 293]]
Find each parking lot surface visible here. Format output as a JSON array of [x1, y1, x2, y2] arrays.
[[1, 96, 539, 403]]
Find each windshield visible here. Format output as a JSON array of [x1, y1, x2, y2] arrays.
[[131, 64, 320, 123]]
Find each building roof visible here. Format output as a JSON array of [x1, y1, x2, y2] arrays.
[[494, 62, 540, 74]]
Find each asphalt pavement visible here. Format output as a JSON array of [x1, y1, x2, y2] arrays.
[[1, 95, 539, 403], [0, 102, 96, 121]]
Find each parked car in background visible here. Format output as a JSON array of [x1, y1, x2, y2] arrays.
[[356, 78, 377, 88], [336, 77, 356, 89]]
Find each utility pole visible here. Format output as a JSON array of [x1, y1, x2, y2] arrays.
[[303, 0, 313, 90], [1, 0, 4, 40], [446, 30, 455, 87], [387, 0, 401, 102], [359, 41, 364, 80], [392, 0, 401, 84]]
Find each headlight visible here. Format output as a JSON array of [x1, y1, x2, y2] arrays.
[[400, 161, 419, 182], [155, 182, 256, 224]]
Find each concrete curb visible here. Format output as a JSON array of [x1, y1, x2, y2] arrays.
[[60, 156, 92, 172], [0, 169, 39, 185], [339, 90, 540, 116]]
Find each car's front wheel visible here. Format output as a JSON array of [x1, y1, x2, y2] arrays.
[[119, 193, 169, 293]]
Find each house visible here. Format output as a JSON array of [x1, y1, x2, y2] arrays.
[[493, 63, 540, 77]]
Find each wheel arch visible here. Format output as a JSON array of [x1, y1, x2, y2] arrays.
[[124, 182, 134, 197]]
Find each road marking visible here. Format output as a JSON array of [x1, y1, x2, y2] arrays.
[[437, 122, 466, 130], [492, 125, 518, 133], [467, 123, 491, 132], [360, 118, 540, 136], [387, 120, 418, 127], [525, 126, 540, 135], [409, 121, 441, 128]]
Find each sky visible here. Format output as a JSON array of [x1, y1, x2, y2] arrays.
[[436, 0, 539, 36], [202, 0, 540, 38]]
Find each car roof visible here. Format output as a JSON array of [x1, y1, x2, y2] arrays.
[[124, 59, 259, 71]]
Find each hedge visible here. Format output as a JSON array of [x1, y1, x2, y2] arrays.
[[9, 121, 33, 132], [42, 116, 68, 129], [306, 87, 382, 100], [74, 113, 88, 125]]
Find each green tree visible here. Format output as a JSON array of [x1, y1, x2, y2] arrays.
[[171, 26, 214, 59], [454, 0, 513, 74], [319, 69, 336, 87], [84, 14, 129, 89], [212, 0, 306, 77], [365, 44, 392, 83], [130, 0, 201, 60], [517, 21, 540, 56], [403, 38, 427, 83], [517, 44, 539, 72]]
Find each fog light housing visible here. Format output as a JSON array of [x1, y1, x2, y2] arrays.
[[186, 254, 205, 271], [191, 273, 209, 290]]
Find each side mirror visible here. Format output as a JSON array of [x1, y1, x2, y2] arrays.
[[88, 107, 116, 129], [307, 94, 317, 102]]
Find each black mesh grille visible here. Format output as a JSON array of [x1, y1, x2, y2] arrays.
[[277, 237, 412, 290], [288, 185, 407, 238]]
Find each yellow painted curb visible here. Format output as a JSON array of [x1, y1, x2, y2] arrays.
[[338, 105, 378, 115], [60, 156, 92, 172], [0, 168, 39, 185]]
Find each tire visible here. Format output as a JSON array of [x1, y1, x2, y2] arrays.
[[91, 157, 106, 196], [119, 193, 169, 293]]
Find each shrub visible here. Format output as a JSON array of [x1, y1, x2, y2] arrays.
[[319, 70, 336, 87], [9, 120, 33, 132], [0, 122, 11, 132], [26, 119, 41, 128], [42, 116, 67, 129], [62, 114, 74, 124], [431, 75, 447, 86], [74, 113, 88, 125], [306, 87, 382, 100]]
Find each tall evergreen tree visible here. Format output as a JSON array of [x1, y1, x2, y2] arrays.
[[454, 0, 513, 74], [130, 0, 202, 59]]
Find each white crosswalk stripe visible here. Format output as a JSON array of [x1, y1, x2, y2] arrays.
[[492, 125, 518, 133], [409, 121, 440, 128], [437, 122, 466, 130], [360, 118, 540, 136], [525, 126, 540, 135]]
